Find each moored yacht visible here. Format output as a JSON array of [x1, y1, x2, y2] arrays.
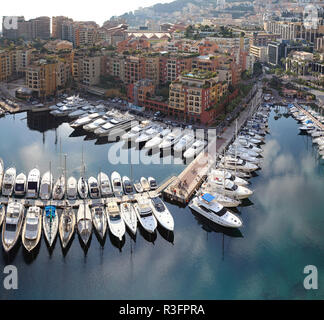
[[53, 175, 65, 200], [120, 202, 137, 235], [2, 201, 24, 252], [43, 205, 58, 247], [39, 171, 53, 200], [77, 202, 92, 245], [59, 206, 76, 249], [122, 176, 134, 195], [26, 168, 41, 199], [135, 126, 161, 144], [150, 197, 174, 232], [22, 206, 42, 252], [210, 169, 248, 186], [133, 180, 143, 193], [14, 173, 27, 197], [183, 140, 207, 159], [2, 167, 16, 196], [219, 156, 258, 173], [148, 177, 158, 190], [144, 128, 171, 150], [189, 194, 242, 228], [106, 201, 125, 240], [111, 171, 123, 197], [140, 177, 150, 192], [134, 199, 157, 233], [98, 172, 113, 197], [173, 133, 195, 153], [67, 176, 77, 200], [78, 176, 88, 199], [91, 205, 107, 240], [159, 128, 183, 150], [88, 177, 101, 199]]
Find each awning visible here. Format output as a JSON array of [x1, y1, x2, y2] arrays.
[[202, 193, 215, 203]]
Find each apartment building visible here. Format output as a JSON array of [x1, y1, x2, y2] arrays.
[[144, 56, 160, 85], [250, 45, 268, 63], [248, 32, 281, 47], [105, 55, 126, 82], [0, 51, 13, 82], [52, 16, 73, 39], [124, 56, 145, 84], [82, 56, 101, 86]]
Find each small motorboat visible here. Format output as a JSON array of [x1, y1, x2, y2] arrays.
[[150, 197, 174, 231], [39, 171, 53, 200], [43, 205, 59, 247], [67, 176, 78, 200], [22, 206, 42, 252], [122, 176, 134, 195], [133, 180, 143, 193], [148, 177, 158, 190], [78, 176, 89, 199], [91, 205, 107, 240], [88, 177, 101, 199], [106, 201, 126, 241], [120, 202, 137, 235], [14, 173, 27, 197], [140, 177, 150, 192]]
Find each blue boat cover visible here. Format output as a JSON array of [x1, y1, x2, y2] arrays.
[[45, 206, 56, 217], [202, 193, 215, 203], [305, 120, 313, 124]]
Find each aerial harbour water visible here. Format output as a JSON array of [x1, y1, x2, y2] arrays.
[[0, 106, 324, 299]]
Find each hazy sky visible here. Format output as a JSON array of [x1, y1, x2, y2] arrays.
[[1, 0, 174, 26]]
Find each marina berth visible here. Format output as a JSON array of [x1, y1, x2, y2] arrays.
[[14, 173, 27, 197], [59, 206, 76, 249], [189, 194, 242, 228], [39, 171, 53, 200], [150, 197, 174, 232], [26, 168, 41, 199], [134, 199, 157, 234], [22, 206, 42, 252], [53, 175, 65, 200], [43, 205, 58, 247], [111, 171, 123, 197], [98, 172, 113, 197], [144, 128, 171, 150], [88, 177, 101, 199], [106, 201, 126, 241], [120, 202, 137, 235], [77, 202, 92, 245], [2, 167, 17, 196], [2, 201, 24, 252], [91, 204, 107, 240], [67, 176, 78, 200]]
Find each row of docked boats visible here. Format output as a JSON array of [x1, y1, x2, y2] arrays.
[[0, 195, 174, 253], [189, 104, 270, 229], [290, 104, 324, 160], [0, 161, 158, 200]]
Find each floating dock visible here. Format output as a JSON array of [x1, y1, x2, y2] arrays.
[[294, 103, 324, 129]]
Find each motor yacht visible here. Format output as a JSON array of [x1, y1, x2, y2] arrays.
[[144, 128, 171, 150], [26, 168, 41, 199], [66, 176, 78, 200], [2, 167, 16, 196], [183, 140, 207, 159], [134, 199, 157, 233], [122, 176, 134, 195], [88, 177, 101, 199], [111, 171, 123, 197], [148, 177, 158, 190], [14, 173, 27, 197], [106, 201, 125, 241], [140, 177, 150, 192], [173, 133, 195, 153], [150, 197, 174, 231], [210, 169, 249, 186], [98, 172, 113, 197], [22, 206, 42, 252], [39, 171, 53, 200], [120, 202, 137, 235], [133, 180, 143, 193]]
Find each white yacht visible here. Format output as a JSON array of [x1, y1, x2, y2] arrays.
[[14, 173, 27, 197], [140, 177, 150, 192], [226, 149, 261, 165], [228, 145, 259, 158], [173, 133, 195, 153], [70, 112, 102, 129], [189, 194, 242, 228], [2, 201, 24, 252], [135, 126, 161, 144], [183, 140, 207, 159], [198, 188, 241, 207], [150, 197, 174, 232], [91, 205, 107, 240], [238, 135, 262, 145], [2, 167, 16, 196], [122, 176, 134, 195], [77, 202, 92, 245], [98, 172, 113, 197], [39, 171, 53, 200], [210, 169, 248, 186], [59, 206, 76, 249], [232, 140, 262, 154], [148, 177, 158, 190], [133, 180, 143, 193], [0, 158, 4, 194], [22, 206, 42, 252], [121, 121, 150, 141], [111, 171, 123, 197], [0, 203, 5, 227], [78, 176, 89, 199], [43, 205, 58, 247], [159, 128, 183, 150], [53, 175, 65, 200], [26, 168, 41, 199], [66, 176, 78, 200], [83, 117, 109, 132], [106, 201, 126, 241], [68, 109, 86, 119], [120, 202, 137, 235], [134, 199, 157, 233], [88, 177, 101, 199], [144, 128, 171, 150], [219, 156, 258, 173]]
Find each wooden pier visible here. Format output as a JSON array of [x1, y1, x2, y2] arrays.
[[294, 103, 324, 130]]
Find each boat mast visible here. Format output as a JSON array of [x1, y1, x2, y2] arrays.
[[235, 119, 238, 175]]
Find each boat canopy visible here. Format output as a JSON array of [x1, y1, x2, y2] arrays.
[[201, 193, 215, 203], [45, 206, 56, 217]]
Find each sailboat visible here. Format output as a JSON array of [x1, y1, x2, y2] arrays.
[[59, 206, 76, 249], [43, 205, 58, 247], [40, 171, 53, 200], [77, 147, 88, 199], [120, 202, 137, 235], [77, 202, 92, 246], [91, 205, 107, 240], [53, 175, 65, 200]]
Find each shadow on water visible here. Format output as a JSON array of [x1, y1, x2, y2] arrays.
[[77, 233, 92, 255], [108, 231, 126, 252], [60, 232, 76, 257], [44, 235, 58, 257], [27, 111, 64, 133], [1, 241, 21, 264], [157, 225, 174, 244], [69, 128, 88, 138], [95, 137, 109, 145], [125, 228, 137, 242], [22, 241, 41, 264], [239, 198, 254, 208], [191, 210, 244, 238], [93, 227, 107, 247], [138, 225, 157, 244], [84, 133, 97, 141]]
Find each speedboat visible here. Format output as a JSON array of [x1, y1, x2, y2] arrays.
[[134, 199, 157, 233], [0, 158, 4, 194], [78, 176, 88, 199], [140, 177, 150, 192], [77, 202, 92, 245], [111, 171, 123, 197], [106, 201, 126, 240], [2, 167, 16, 196], [173, 133, 195, 153], [189, 194, 242, 228], [91, 205, 107, 240], [22, 206, 42, 252], [133, 180, 143, 193], [88, 177, 101, 199], [53, 175, 65, 200], [148, 177, 158, 190], [150, 197, 174, 232], [210, 169, 249, 186], [120, 202, 137, 235], [43, 205, 58, 247], [159, 128, 183, 150], [98, 172, 113, 197], [183, 140, 207, 159], [26, 168, 41, 199], [144, 128, 171, 150], [122, 176, 134, 195], [67, 176, 78, 200], [59, 206, 76, 249], [2, 201, 24, 252], [0, 203, 5, 227], [14, 173, 27, 197], [39, 171, 53, 200], [219, 156, 258, 173]]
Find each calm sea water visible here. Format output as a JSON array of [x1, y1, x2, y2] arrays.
[[0, 108, 323, 300]]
